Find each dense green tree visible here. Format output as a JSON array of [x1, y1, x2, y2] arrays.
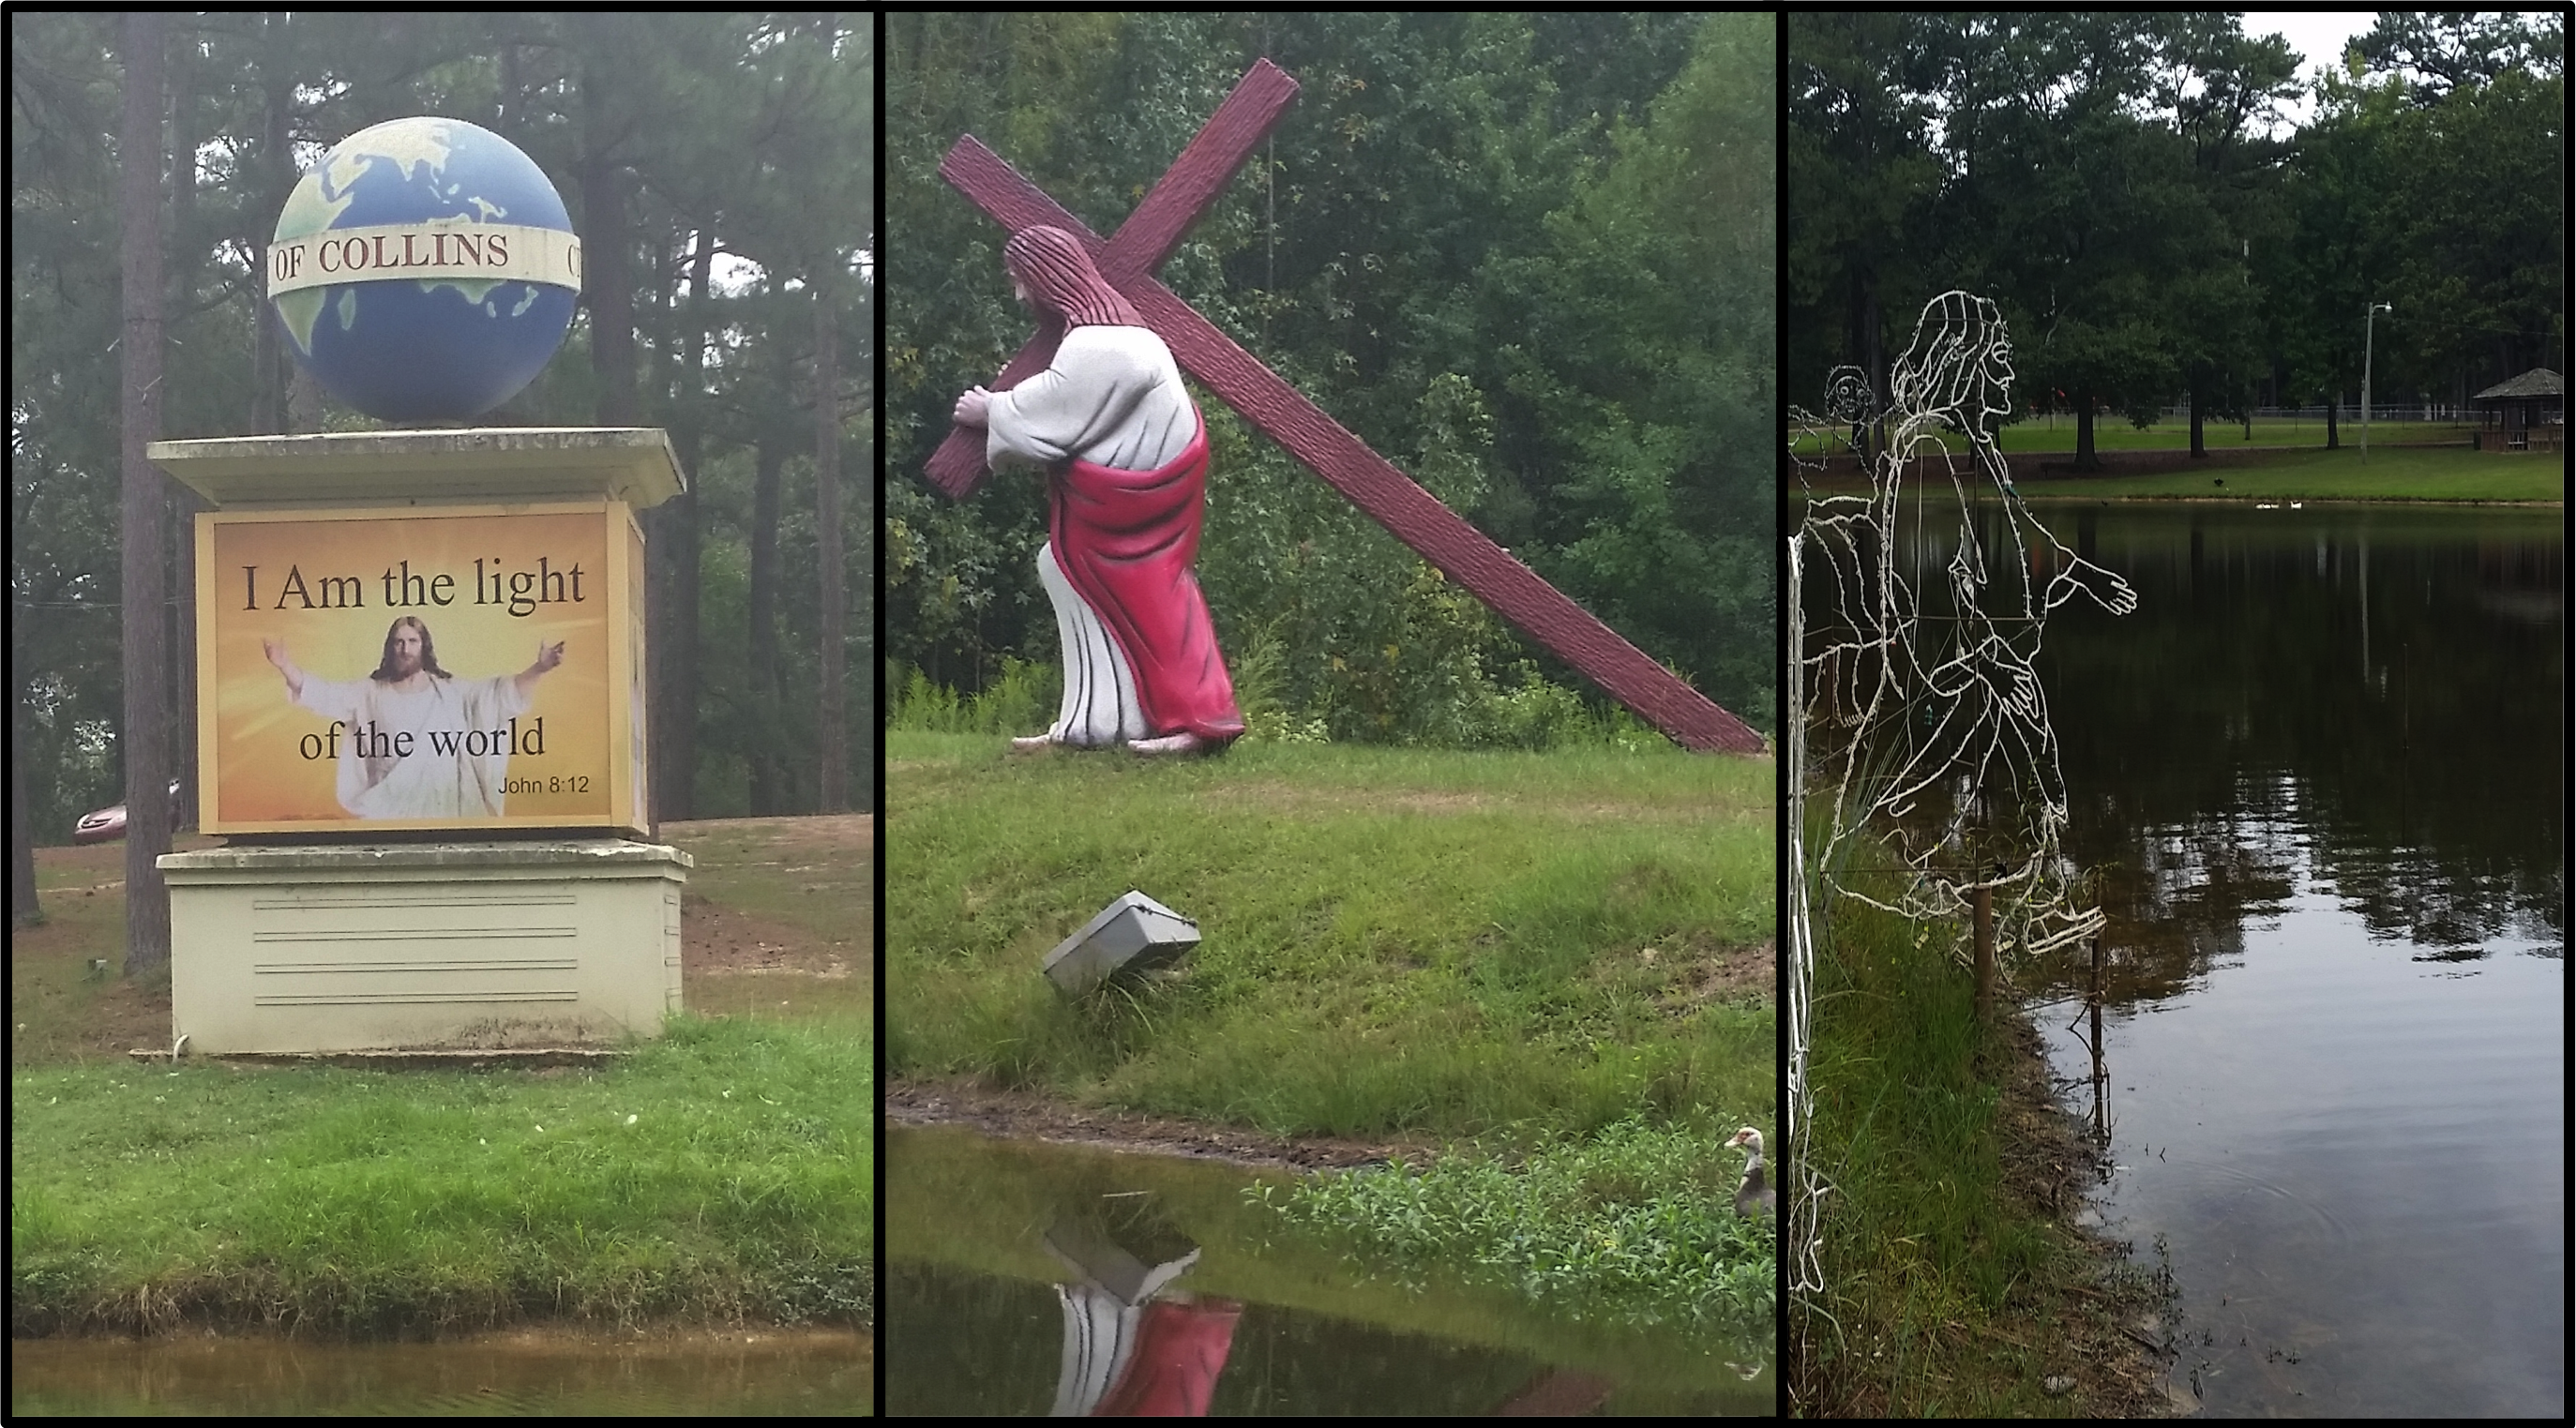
[[1788, 13, 2563, 463]]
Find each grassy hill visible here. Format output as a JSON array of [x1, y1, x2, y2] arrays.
[[886, 730, 1773, 1141]]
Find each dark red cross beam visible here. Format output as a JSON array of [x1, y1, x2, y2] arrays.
[[925, 60, 1762, 755]]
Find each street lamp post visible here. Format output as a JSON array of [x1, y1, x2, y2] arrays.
[[2362, 300, 2392, 462]]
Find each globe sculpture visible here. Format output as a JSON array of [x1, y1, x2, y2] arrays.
[[267, 116, 581, 422]]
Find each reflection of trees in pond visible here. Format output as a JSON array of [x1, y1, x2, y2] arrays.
[[2008, 509, 2565, 998]]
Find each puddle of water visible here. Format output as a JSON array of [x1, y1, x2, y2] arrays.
[[882, 1123, 1772, 1415], [8, 1328, 871, 1416], [2014, 504, 2565, 1417]]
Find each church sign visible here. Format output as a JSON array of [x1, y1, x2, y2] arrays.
[[193, 501, 650, 837]]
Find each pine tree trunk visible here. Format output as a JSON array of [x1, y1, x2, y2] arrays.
[[650, 233, 716, 823], [12, 692, 38, 925], [119, 10, 173, 978], [813, 276, 846, 814], [748, 440, 786, 815]]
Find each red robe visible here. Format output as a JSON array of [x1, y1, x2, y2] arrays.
[[1049, 420, 1244, 742], [1090, 1300, 1242, 1416]]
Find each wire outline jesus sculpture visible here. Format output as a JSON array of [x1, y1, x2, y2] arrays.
[[1785, 290, 2135, 1302]]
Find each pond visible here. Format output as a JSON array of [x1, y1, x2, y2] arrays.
[[8, 1328, 870, 1416], [881, 1123, 1772, 1415], [2009, 501, 2564, 1417]]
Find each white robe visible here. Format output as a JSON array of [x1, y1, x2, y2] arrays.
[[294, 672, 533, 819], [987, 325, 1198, 747]]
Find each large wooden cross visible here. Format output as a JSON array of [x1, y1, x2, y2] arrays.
[[924, 60, 1762, 755]]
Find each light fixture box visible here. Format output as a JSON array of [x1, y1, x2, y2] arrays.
[[1042, 891, 1199, 996]]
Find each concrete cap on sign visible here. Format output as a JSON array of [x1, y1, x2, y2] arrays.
[[1042, 891, 1200, 996], [146, 428, 686, 510]]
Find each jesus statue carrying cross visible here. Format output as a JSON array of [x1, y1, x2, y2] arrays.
[[927, 58, 1762, 757], [952, 227, 1245, 758]]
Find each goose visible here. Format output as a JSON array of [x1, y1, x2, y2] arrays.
[[1728, 1126, 1775, 1219]]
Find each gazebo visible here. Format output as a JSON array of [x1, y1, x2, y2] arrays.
[[2468, 368, 2563, 452]]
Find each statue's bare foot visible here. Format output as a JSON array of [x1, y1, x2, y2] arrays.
[[1129, 730, 1210, 758], [1008, 734, 1056, 754]]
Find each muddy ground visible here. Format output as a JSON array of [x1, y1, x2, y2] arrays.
[[882, 1076, 1446, 1173]]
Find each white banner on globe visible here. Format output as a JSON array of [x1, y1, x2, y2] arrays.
[[267, 222, 581, 298]]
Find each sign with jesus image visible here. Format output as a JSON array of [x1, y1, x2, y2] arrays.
[[194, 502, 648, 835]]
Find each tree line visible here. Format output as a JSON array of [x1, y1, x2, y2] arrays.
[[10, 12, 873, 957], [1789, 11, 2566, 465], [885, 12, 1773, 748]]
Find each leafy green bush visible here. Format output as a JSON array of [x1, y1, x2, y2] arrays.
[[886, 658, 1057, 735], [1251, 1117, 1774, 1329]]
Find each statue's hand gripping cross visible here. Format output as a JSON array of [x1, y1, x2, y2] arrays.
[[926, 60, 1761, 755]]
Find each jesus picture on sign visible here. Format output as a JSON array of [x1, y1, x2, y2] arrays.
[[951, 226, 1245, 757], [263, 615, 565, 818]]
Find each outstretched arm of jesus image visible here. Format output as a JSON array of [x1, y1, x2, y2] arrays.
[[514, 640, 566, 699], [1967, 427, 2141, 618], [263, 636, 307, 698]]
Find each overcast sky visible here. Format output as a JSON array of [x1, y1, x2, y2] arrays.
[[2239, 10, 2385, 131]]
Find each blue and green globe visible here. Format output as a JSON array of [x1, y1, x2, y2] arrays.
[[268, 116, 581, 423]]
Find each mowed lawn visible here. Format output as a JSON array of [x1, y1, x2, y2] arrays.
[[1788, 414, 2480, 457], [2013, 443, 2563, 502], [1791, 441, 2561, 504]]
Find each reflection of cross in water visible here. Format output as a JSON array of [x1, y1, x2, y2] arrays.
[[925, 60, 1761, 753]]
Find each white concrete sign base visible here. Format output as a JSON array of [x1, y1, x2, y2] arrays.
[[159, 840, 688, 1054]]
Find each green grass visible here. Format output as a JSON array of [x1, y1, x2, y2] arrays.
[[1790, 415, 2478, 457], [1253, 1117, 1773, 1330], [2012, 442, 2565, 502], [887, 730, 1776, 1340], [11, 824, 873, 1339], [1791, 439, 2563, 504], [1790, 845, 2163, 1417], [10, 1017, 868, 1338], [885, 730, 1774, 1145]]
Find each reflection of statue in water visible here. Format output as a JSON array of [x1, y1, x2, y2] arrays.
[[1044, 1217, 1239, 1416]]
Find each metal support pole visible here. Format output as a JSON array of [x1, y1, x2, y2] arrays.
[[1973, 882, 1994, 1023], [2089, 934, 2107, 1136]]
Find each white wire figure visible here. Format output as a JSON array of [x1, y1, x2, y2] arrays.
[[1785, 292, 2136, 1309], [1880, 292, 2134, 865]]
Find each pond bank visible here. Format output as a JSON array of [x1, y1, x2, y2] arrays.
[[11, 824, 875, 1343], [1788, 441, 2561, 504], [884, 1075, 1440, 1172], [1788, 885, 2178, 1418]]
